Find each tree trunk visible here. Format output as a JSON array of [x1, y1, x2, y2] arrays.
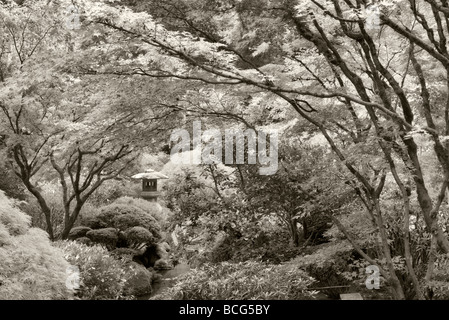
[[25, 184, 54, 240], [403, 138, 449, 253], [289, 218, 301, 247], [59, 203, 83, 240], [373, 199, 406, 300]]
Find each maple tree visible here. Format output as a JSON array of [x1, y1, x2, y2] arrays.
[[60, 0, 449, 299], [3, 0, 449, 299], [0, 0, 180, 240]]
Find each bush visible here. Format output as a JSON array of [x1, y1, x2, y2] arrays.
[[75, 237, 92, 245], [84, 204, 162, 241], [113, 212, 161, 240], [124, 226, 154, 248], [84, 179, 128, 207], [78, 204, 101, 228], [113, 196, 167, 224], [123, 262, 153, 297], [86, 228, 119, 249], [426, 254, 449, 300], [82, 204, 135, 229], [0, 191, 73, 300], [76, 203, 163, 267], [111, 247, 141, 259], [0, 164, 26, 201], [56, 240, 137, 300], [151, 261, 317, 300], [292, 240, 355, 299], [68, 226, 92, 240]]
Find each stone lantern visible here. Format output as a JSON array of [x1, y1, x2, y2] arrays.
[[131, 169, 169, 202]]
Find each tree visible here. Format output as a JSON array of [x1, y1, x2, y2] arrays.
[[0, 0, 181, 240], [68, 0, 449, 299]]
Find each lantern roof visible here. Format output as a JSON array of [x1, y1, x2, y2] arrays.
[[131, 168, 169, 180]]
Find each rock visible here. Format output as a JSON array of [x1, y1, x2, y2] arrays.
[[133, 244, 160, 268], [171, 231, 179, 246], [68, 226, 92, 240], [154, 259, 172, 271], [156, 242, 170, 259], [159, 241, 171, 252], [124, 263, 153, 297]]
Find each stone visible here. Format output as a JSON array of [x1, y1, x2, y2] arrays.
[[159, 241, 171, 252], [156, 242, 170, 260], [133, 244, 160, 268], [171, 231, 179, 246], [154, 259, 173, 270]]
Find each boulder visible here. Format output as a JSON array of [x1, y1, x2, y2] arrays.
[[154, 259, 172, 271], [159, 241, 171, 252], [156, 242, 170, 259], [133, 244, 160, 268]]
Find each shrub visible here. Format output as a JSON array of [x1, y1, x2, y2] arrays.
[[111, 247, 141, 259], [75, 237, 92, 245], [86, 228, 119, 249], [84, 204, 162, 241], [123, 262, 153, 297], [113, 212, 161, 240], [78, 204, 162, 263], [151, 261, 317, 300], [0, 191, 73, 300], [0, 164, 26, 200], [82, 204, 139, 229], [79, 204, 101, 228], [292, 240, 355, 299], [56, 240, 137, 300], [233, 231, 303, 264], [123, 226, 154, 248], [426, 254, 449, 300], [113, 196, 167, 224], [85, 179, 128, 207], [68, 226, 92, 240]]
